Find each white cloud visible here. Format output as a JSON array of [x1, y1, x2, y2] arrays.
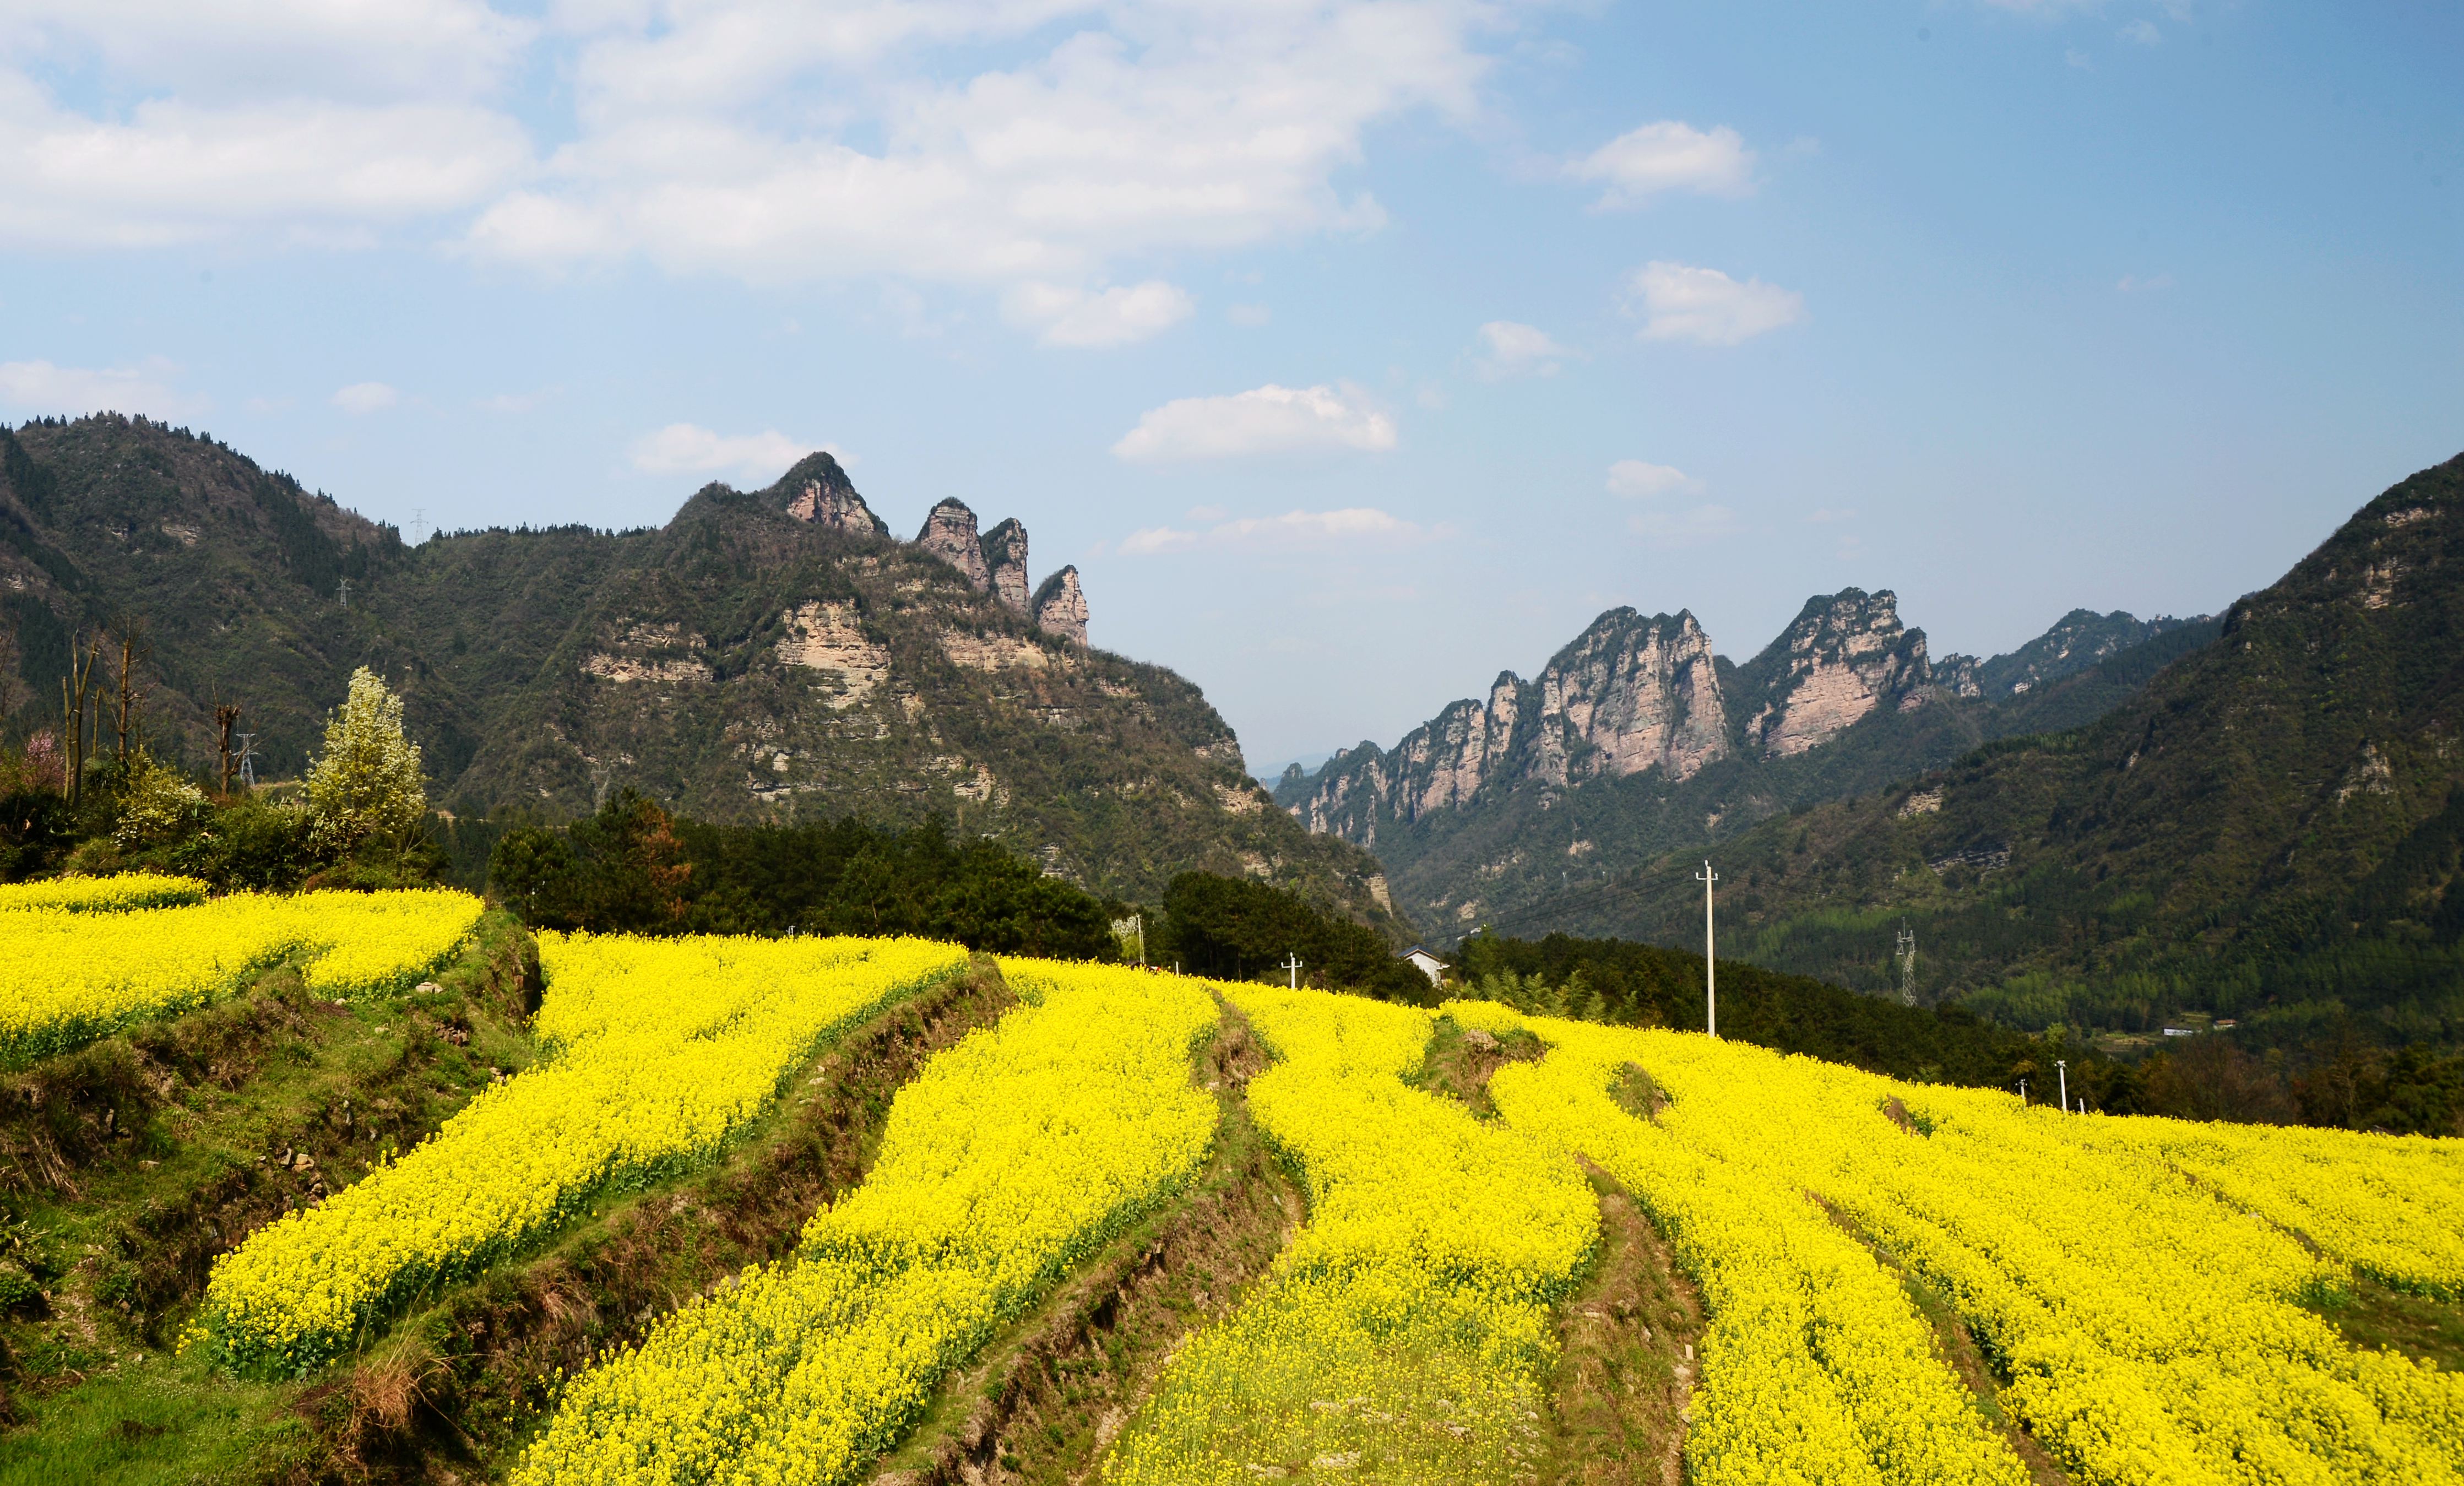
[[1472, 320, 1573, 379], [1, 0, 1502, 349], [1605, 459, 1698, 498], [0, 356, 201, 417], [1121, 507, 1426, 555], [1624, 261, 1806, 346], [1003, 280, 1193, 348], [5, 0, 530, 103], [628, 424, 820, 484], [1112, 383, 1396, 463], [0, 85, 533, 248], [1628, 503, 1742, 546], [1569, 121, 1755, 209], [480, 387, 556, 413], [2119, 19, 2162, 44], [463, 2, 1483, 289], [332, 381, 399, 414], [1226, 302, 1272, 327]]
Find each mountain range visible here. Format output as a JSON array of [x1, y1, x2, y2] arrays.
[[1272, 587, 2212, 940], [0, 415, 1398, 925], [1584, 452, 2464, 1048]]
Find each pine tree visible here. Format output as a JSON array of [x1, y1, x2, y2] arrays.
[[306, 668, 426, 854]]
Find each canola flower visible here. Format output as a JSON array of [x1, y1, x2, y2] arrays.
[[0, 888, 484, 1067], [200, 931, 967, 1375], [1454, 1003, 2464, 1486], [0, 872, 209, 913], [2082, 1115, 2464, 1300], [514, 958, 1219, 1486], [1450, 1001, 2026, 1486], [1103, 984, 1598, 1486]]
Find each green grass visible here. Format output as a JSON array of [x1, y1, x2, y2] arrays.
[[2306, 1277, 2464, 1371]]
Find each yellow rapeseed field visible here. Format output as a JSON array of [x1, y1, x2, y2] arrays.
[[199, 931, 968, 1373], [1452, 1001, 2464, 1486], [1103, 984, 1599, 1485], [513, 958, 1219, 1486], [0, 872, 209, 912], [0, 887, 484, 1066]]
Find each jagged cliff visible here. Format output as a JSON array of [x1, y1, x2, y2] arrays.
[[1278, 586, 2215, 940], [1292, 609, 1727, 845], [0, 415, 1401, 925]]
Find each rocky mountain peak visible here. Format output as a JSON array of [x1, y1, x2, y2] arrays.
[[1734, 587, 1931, 757], [917, 499, 990, 590], [982, 518, 1031, 616], [769, 453, 888, 536], [1032, 566, 1089, 646], [1277, 605, 1729, 849]]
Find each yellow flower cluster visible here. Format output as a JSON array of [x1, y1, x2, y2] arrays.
[[1452, 1002, 2026, 1486], [0, 872, 209, 912], [2082, 1116, 2464, 1299], [0, 888, 484, 1067], [1453, 1002, 2464, 1486], [512, 958, 1218, 1486], [200, 931, 968, 1375], [297, 889, 490, 998], [1103, 985, 1598, 1486]]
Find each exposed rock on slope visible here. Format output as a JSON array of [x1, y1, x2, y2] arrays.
[[1033, 567, 1089, 647], [982, 518, 1031, 616], [1291, 610, 1727, 845], [916, 500, 991, 591], [779, 453, 889, 536], [1279, 585, 2215, 940], [1730, 589, 1930, 757], [0, 415, 1393, 925]]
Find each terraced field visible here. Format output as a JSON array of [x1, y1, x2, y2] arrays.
[[2, 881, 2461, 1485]]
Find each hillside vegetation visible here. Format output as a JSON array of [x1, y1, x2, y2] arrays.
[[1599, 453, 2464, 1071], [0, 415, 1397, 924]]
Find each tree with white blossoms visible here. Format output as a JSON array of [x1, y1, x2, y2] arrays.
[[306, 667, 427, 854]]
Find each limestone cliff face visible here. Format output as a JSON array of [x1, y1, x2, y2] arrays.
[[918, 500, 991, 590], [1033, 566, 1089, 646], [1290, 609, 1728, 844], [776, 453, 889, 536], [982, 518, 1031, 616], [1731, 589, 1933, 758]]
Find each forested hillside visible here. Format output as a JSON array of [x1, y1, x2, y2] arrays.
[[0, 416, 1399, 924], [1602, 453, 2464, 1055]]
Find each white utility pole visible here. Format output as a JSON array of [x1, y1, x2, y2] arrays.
[[2056, 1059, 2068, 1114], [1696, 859, 1719, 1038], [1281, 952, 1303, 989], [2018, 1078, 2028, 1104]]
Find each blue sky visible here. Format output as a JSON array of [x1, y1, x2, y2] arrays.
[[2, 0, 2457, 771]]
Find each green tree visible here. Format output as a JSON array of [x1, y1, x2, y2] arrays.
[[305, 667, 426, 855], [114, 750, 205, 848]]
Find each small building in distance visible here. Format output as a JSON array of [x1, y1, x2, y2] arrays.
[[1396, 946, 1446, 988]]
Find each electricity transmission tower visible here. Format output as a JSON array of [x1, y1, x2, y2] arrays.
[[1896, 922, 1918, 1005], [234, 733, 258, 789], [1696, 859, 1719, 1038], [409, 507, 429, 545], [337, 577, 351, 610]]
